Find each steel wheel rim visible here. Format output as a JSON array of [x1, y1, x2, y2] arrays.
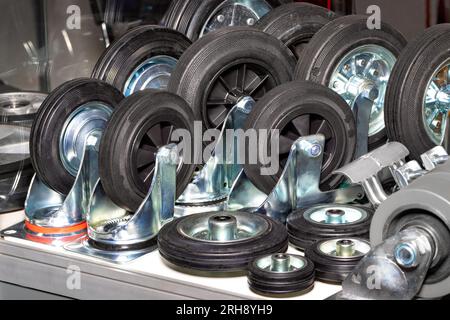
[[0, 92, 47, 117], [329, 44, 397, 137], [123, 55, 178, 96], [59, 102, 113, 176], [422, 60, 450, 145], [304, 205, 367, 226], [199, 0, 272, 37], [131, 120, 183, 193], [205, 62, 275, 128], [255, 253, 306, 273], [177, 212, 268, 243], [318, 238, 370, 258]]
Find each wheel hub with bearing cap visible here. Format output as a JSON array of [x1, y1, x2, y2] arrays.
[[92, 26, 191, 96], [287, 204, 373, 250], [295, 15, 407, 149], [158, 211, 288, 273], [247, 253, 315, 296], [305, 237, 371, 283], [0, 92, 47, 124]]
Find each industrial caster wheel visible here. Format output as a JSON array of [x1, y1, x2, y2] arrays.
[[30, 78, 123, 195], [305, 237, 371, 283], [168, 27, 296, 129], [385, 25, 450, 160], [243, 80, 356, 194], [157, 211, 288, 273], [372, 159, 450, 299], [92, 26, 191, 96], [0, 92, 47, 124], [256, 2, 336, 59], [295, 15, 407, 149], [287, 204, 373, 250], [247, 253, 315, 296], [99, 90, 198, 212], [163, 0, 292, 41]]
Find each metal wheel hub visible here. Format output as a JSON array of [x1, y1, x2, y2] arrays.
[[304, 205, 368, 226], [59, 102, 113, 176], [0, 92, 47, 118], [255, 253, 305, 273], [319, 238, 370, 258], [423, 61, 450, 144], [200, 0, 272, 37], [177, 212, 268, 242], [329, 44, 397, 137], [123, 55, 178, 96]]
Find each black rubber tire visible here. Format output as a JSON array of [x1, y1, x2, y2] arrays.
[[157, 211, 289, 272], [256, 2, 337, 59], [385, 24, 450, 160], [243, 80, 356, 195], [99, 90, 198, 212], [30, 78, 123, 195], [295, 15, 407, 150], [247, 254, 315, 296], [305, 238, 368, 284], [91, 25, 192, 93], [287, 204, 373, 250], [168, 27, 296, 130], [164, 0, 292, 41]]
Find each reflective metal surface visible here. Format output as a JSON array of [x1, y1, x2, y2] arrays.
[[304, 205, 368, 226], [59, 102, 112, 177], [319, 238, 370, 258], [0, 92, 46, 119], [200, 0, 272, 37], [177, 211, 268, 243], [329, 45, 396, 137], [423, 60, 450, 145], [0, 125, 30, 165], [255, 253, 306, 273], [123, 55, 178, 96]]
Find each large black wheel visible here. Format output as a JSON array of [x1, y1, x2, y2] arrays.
[[92, 25, 191, 96], [158, 211, 288, 272], [295, 15, 407, 149], [99, 90, 198, 212], [30, 78, 123, 195], [243, 81, 356, 195], [168, 27, 296, 130], [385, 24, 450, 160], [256, 2, 336, 59], [163, 0, 292, 41]]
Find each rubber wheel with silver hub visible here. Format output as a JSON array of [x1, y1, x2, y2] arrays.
[[256, 2, 336, 59], [0, 92, 47, 124], [295, 15, 407, 149], [305, 237, 371, 283], [92, 25, 191, 96], [30, 78, 123, 195], [99, 90, 199, 212], [247, 253, 315, 296], [163, 0, 292, 41], [385, 25, 450, 160], [157, 211, 288, 272], [287, 204, 373, 250], [168, 27, 296, 130], [243, 81, 357, 195]]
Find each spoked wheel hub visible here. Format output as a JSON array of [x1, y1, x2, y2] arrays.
[[329, 44, 397, 137]]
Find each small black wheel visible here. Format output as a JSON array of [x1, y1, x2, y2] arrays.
[[92, 25, 192, 96], [287, 204, 373, 250], [247, 253, 315, 296], [99, 90, 198, 212], [30, 78, 123, 195], [163, 0, 292, 41], [295, 15, 407, 150], [168, 27, 296, 129], [243, 81, 356, 195], [305, 237, 371, 283], [385, 24, 450, 160], [256, 2, 337, 59], [157, 211, 288, 272]]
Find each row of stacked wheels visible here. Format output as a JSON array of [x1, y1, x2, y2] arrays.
[[22, 1, 450, 298]]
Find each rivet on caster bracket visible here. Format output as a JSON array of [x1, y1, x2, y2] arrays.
[[65, 144, 178, 263]]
